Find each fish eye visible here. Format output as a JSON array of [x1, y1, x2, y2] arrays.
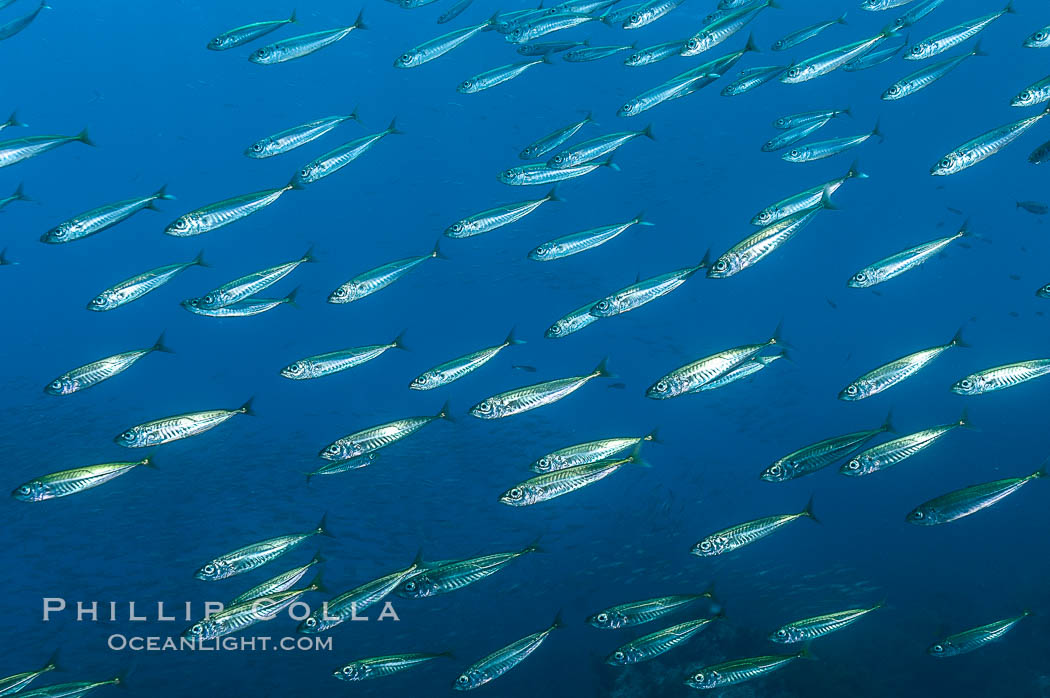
[[341, 666, 354, 675], [655, 380, 668, 393], [190, 623, 203, 634], [853, 273, 866, 282], [596, 613, 608, 622], [693, 673, 705, 682], [931, 644, 943, 652], [700, 540, 711, 550], [204, 564, 216, 574], [478, 401, 490, 411], [456, 675, 470, 685], [324, 445, 340, 456], [960, 379, 972, 389], [251, 143, 262, 152], [122, 430, 135, 440], [400, 53, 411, 62], [847, 459, 860, 470], [846, 385, 858, 395], [451, 222, 463, 232], [939, 158, 952, 168], [889, 85, 901, 94], [714, 260, 727, 271], [54, 228, 66, 237], [789, 149, 800, 158], [776, 629, 787, 638], [628, 13, 639, 21], [502, 169, 515, 178], [305, 617, 318, 628], [910, 45, 922, 54], [509, 487, 523, 499], [18, 485, 30, 495], [461, 80, 472, 89], [613, 651, 625, 661], [203, 294, 214, 304], [598, 300, 609, 311], [90, 296, 105, 305], [405, 581, 416, 591], [913, 510, 924, 519], [300, 168, 310, 178], [50, 380, 62, 389], [770, 464, 781, 475], [788, 67, 800, 77]]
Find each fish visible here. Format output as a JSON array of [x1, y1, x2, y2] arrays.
[[762, 117, 836, 152], [0, 181, 30, 210], [280, 332, 407, 379], [547, 125, 653, 169], [545, 299, 603, 338], [334, 652, 453, 681], [772, 13, 847, 51], [773, 108, 850, 130], [1023, 25, 1050, 48], [195, 249, 314, 310], [721, 65, 786, 96], [517, 39, 586, 56], [305, 454, 379, 481], [395, 543, 540, 598], [600, 2, 643, 26], [681, 0, 776, 57], [662, 33, 759, 102], [889, 0, 943, 31], [861, 0, 915, 10], [116, 399, 254, 448], [622, 0, 687, 30], [519, 113, 594, 160], [506, 12, 596, 44], [512, 364, 537, 372], [499, 449, 646, 506], [438, 0, 474, 24], [208, 10, 297, 50], [184, 576, 324, 641], [229, 552, 326, 605], [299, 552, 423, 633], [751, 161, 865, 225], [13, 457, 155, 502], [13, 676, 123, 698], [459, 54, 552, 93], [690, 352, 785, 392], [647, 327, 786, 398], [195, 515, 331, 580], [295, 119, 402, 185], [41, 186, 175, 244], [760, 415, 893, 482], [563, 43, 636, 62], [842, 411, 970, 476], [249, 12, 366, 64], [498, 156, 620, 185], [1028, 139, 1050, 164], [907, 468, 1045, 525], [529, 213, 653, 260], [848, 224, 969, 287], [1017, 200, 1048, 214], [928, 612, 1032, 656], [245, 112, 359, 158], [587, 588, 715, 629], [0, 653, 59, 695], [395, 20, 493, 68], [1010, 74, 1050, 107], [906, 3, 1013, 60], [446, 188, 559, 237], [932, 105, 1045, 177], [607, 615, 722, 665], [839, 329, 967, 400], [471, 358, 612, 419], [883, 42, 986, 100], [410, 330, 525, 389], [843, 39, 907, 71], [329, 241, 445, 303], [0, 1, 50, 41], [45, 334, 173, 395], [0, 128, 93, 169], [165, 178, 301, 236], [692, 498, 817, 556], [553, 0, 621, 14], [625, 38, 688, 66], [590, 255, 708, 317], [685, 649, 812, 689], [319, 403, 453, 460], [0, 110, 27, 133], [782, 121, 882, 163], [781, 29, 895, 83], [87, 252, 207, 311], [531, 430, 659, 473], [182, 290, 297, 317], [618, 72, 718, 117], [952, 359, 1050, 394], [770, 602, 883, 642], [1037, 282, 1050, 298], [452, 614, 562, 690], [709, 196, 832, 277]]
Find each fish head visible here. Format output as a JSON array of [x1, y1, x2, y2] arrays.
[[927, 641, 958, 657], [532, 455, 563, 473], [197, 292, 225, 310], [586, 609, 626, 629], [115, 425, 146, 448], [333, 662, 364, 681], [508, 27, 526, 42], [691, 535, 728, 557], [498, 483, 538, 506], [1025, 30, 1050, 47], [905, 42, 931, 61], [394, 49, 424, 68], [409, 370, 442, 390], [328, 281, 362, 304], [605, 647, 637, 665], [622, 8, 650, 29], [194, 559, 232, 581], [44, 375, 77, 396], [706, 253, 740, 278], [783, 146, 809, 163], [685, 669, 720, 689], [769, 625, 804, 643], [882, 82, 906, 101], [297, 612, 332, 634], [547, 152, 571, 168], [498, 166, 528, 185], [859, 0, 883, 8], [453, 669, 484, 691], [87, 291, 121, 312], [905, 505, 938, 526], [249, 46, 278, 64], [847, 268, 877, 288], [930, 151, 964, 176], [1037, 284, 1050, 298], [781, 64, 808, 83], [444, 220, 469, 237], [838, 380, 873, 401], [950, 374, 986, 395], [396, 573, 436, 599], [41, 220, 76, 244], [645, 377, 677, 400], [11, 480, 46, 502], [624, 51, 648, 66], [1011, 89, 1041, 108], [590, 296, 621, 317], [207, 35, 234, 51], [617, 99, 642, 118], [545, 319, 571, 338], [470, 397, 506, 419], [319, 440, 355, 461], [751, 207, 778, 226], [682, 33, 710, 56], [165, 212, 200, 236], [840, 457, 868, 477], [182, 620, 213, 641], [281, 361, 311, 380], [295, 163, 320, 186], [529, 243, 556, 260], [457, 78, 479, 94], [760, 461, 793, 483], [245, 137, 276, 158]]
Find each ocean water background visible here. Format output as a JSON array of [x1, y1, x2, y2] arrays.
[[3, 0, 1050, 695]]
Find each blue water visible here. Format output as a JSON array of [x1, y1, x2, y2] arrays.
[[4, 0, 1050, 695]]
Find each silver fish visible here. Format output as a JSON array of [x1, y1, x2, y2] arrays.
[[587, 588, 715, 629], [410, 330, 525, 390], [184, 577, 324, 641], [334, 652, 452, 681], [208, 10, 297, 50], [843, 39, 907, 71], [517, 39, 586, 56], [249, 12, 366, 64], [459, 55, 552, 93], [848, 225, 968, 287], [682, 0, 775, 57], [45, 334, 173, 395], [41, 186, 174, 244], [165, 179, 300, 236], [770, 602, 882, 643], [721, 65, 786, 96], [618, 73, 717, 117], [12, 457, 155, 502], [499, 156, 620, 185], [0, 181, 30, 210], [600, 3, 643, 26], [1023, 24, 1050, 48], [0, 1, 50, 42], [709, 197, 831, 277], [0, 128, 93, 169], [607, 615, 722, 664], [470, 358, 612, 419], [0, 653, 58, 696], [625, 37, 688, 66], [928, 612, 1031, 656], [685, 650, 812, 689], [761, 415, 892, 482], [319, 403, 453, 460], [842, 412, 969, 476], [195, 515, 331, 580], [328, 241, 445, 303], [762, 117, 835, 152], [689, 353, 785, 392], [14, 676, 122, 698], [861, 0, 915, 10], [782, 122, 882, 163], [751, 161, 865, 225], [305, 454, 379, 481], [88, 252, 207, 311], [452, 614, 562, 690], [116, 399, 254, 448], [395, 19, 493, 68], [691, 498, 817, 556], [531, 430, 658, 473], [196, 249, 314, 309], [395, 543, 540, 598], [781, 29, 894, 83], [500, 450, 646, 506], [506, 12, 596, 44], [889, 0, 943, 32], [0, 110, 26, 133], [883, 43, 985, 100], [772, 13, 847, 51], [438, 0, 474, 24], [647, 328, 785, 398], [907, 468, 1045, 525], [839, 330, 966, 400], [547, 125, 653, 169], [245, 111, 359, 158], [952, 359, 1050, 395], [280, 333, 407, 380], [773, 108, 850, 130], [622, 0, 686, 30], [295, 120, 402, 185], [1010, 73, 1050, 107], [230, 552, 325, 605], [519, 113, 594, 159], [529, 212, 652, 260], [563, 43, 636, 62], [182, 290, 297, 317], [446, 188, 559, 237], [591, 255, 709, 318], [906, 3, 1013, 60], [545, 299, 603, 338]]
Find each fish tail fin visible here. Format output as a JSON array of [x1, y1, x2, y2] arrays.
[[687, 249, 712, 277], [152, 332, 174, 354], [522, 536, 543, 554], [644, 428, 661, 444], [702, 581, 717, 603], [846, 160, 868, 180], [353, 9, 367, 29], [347, 105, 361, 123], [627, 444, 651, 468], [1030, 463, 1048, 480], [288, 8, 298, 23], [238, 397, 256, 416], [551, 610, 565, 630], [950, 327, 969, 348], [842, 106, 853, 119], [797, 644, 818, 660], [767, 0, 781, 8], [77, 128, 96, 147], [316, 512, 335, 537], [972, 40, 987, 57], [744, 32, 759, 53], [602, 154, 620, 171], [958, 218, 973, 237], [310, 550, 326, 565], [42, 650, 60, 673], [154, 184, 176, 201], [958, 408, 974, 430], [642, 123, 655, 140], [139, 454, 159, 469], [591, 357, 614, 379], [504, 327, 526, 346], [438, 650, 456, 659], [882, 410, 895, 433], [437, 400, 456, 422], [411, 548, 425, 568], [819, 186, 839, 211], [386, 118, 403, 135], [282, 286, 301, 307], [871, 118, 884, 143], [713, 607, 728, 620], [432, 240, 449, 260], [770, 319, 793, 348], [584, 110, 594, 123], [871, 597, 887, 612], [307, 571, 327, 594], [634, 211, 655, 226], [541, 52, 555, 65], [1004, 0, 1015, 14], [838, 11, 847, 23], [802, 495, 819, 523], [1023, 609, 1034, 617], [392, 330, 409, 351], [11, 182, 30, 202], [545, 185, 562, 202], [6, 110, 26, 129], [301, 245, 318, 264], [111, 671, 128, 689], [286, 174, 307, 191]]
